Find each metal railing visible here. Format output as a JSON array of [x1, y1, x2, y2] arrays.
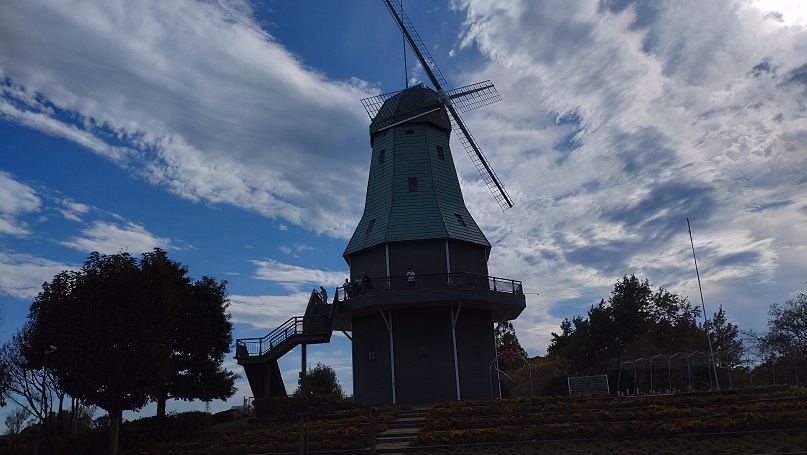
[[236, 315, 327, 358], [336, 272, 523, 301]]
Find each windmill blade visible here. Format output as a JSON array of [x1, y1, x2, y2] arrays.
[[360, 89, 402, 119], [446, 105, 513, 210], [383, 0, 513, 210], [384, 0, 447, 90], [445, 80, 502, 114]]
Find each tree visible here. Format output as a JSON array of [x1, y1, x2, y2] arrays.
[[494, 322, 529, 397], [155, 274, 238, 417], [4, 406, 31, 438], [294, 363, 344, 398], [547, 275, 709, 375], [709, 305, 743, 368], [495, 322, 528, 359], [0, 327, 56, 430], [24, 249, 237, 453], [760, 293, 807, 357], [26, 252, 173, 453]]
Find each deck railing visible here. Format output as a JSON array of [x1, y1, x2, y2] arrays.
[[336, 271, 523, 301]]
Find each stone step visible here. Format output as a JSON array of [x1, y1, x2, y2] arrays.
[[387, 419, 426, 429], [380, 427, 421, 436], [369, 405, 433, 454], [377, 435, 418, 445]]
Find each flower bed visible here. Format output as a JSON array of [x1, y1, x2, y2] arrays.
[[417, 389, 807, 446]]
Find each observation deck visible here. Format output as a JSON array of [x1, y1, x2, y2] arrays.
[[334, 272, 525, 331]]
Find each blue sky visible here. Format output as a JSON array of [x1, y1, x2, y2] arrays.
[[1, 0, 806, 422]]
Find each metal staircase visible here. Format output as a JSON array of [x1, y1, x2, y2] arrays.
[[235, 289, 337, 399]]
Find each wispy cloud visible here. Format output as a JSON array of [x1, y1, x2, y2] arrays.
[[0, 253, 75, 300], [0, 0, 371, 239], [60, 221, 171, 254], [0, 171, 41, 236], [250, 259, 348, 292]]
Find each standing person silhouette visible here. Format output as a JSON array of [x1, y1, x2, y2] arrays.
[[407, 267, 416, 289]]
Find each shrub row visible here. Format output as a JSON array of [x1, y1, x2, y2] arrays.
[[417, 389, 807, 446], [418, 409, 807, 445], [425, 396, 807, 430]]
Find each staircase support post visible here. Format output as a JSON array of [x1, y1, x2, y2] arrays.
[[301, 343, 308, 396]]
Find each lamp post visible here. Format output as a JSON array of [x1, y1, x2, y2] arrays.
[[34, 345, 57, 455]]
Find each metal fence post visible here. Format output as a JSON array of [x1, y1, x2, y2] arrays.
[[299, 413, 308, 455], [369, 407, 377, 455]]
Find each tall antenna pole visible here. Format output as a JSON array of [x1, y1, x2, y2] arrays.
[[687, 217, 720, 390]]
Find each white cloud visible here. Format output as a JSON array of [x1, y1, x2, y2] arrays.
[[0, 172, 41, 236], [228, 293, 306, 330], [59, 199, 91, 222], [446, 0, 807, 352], [60, 221, 171, 254], [0, 0, 371, 239], [0, 253, 75, 300], [250, 259, 348, 292]]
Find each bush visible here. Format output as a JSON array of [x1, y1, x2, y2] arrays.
[[254, 395, 350, 420], [211, 409, 236, 425], [120, 411, 211, 446], [541, 375, 569, 396]]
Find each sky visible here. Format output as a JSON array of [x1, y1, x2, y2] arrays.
[[1, 0, 806, 422]]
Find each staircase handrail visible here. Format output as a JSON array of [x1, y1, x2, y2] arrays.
[[236, 314, 329, 358]]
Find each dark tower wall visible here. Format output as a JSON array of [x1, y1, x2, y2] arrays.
[[351, 312, 393, 405], [455, 307, 498, 400], [351, 306, 499, 406]]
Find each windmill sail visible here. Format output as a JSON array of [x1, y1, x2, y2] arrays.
[[383, 0, 514, 210]]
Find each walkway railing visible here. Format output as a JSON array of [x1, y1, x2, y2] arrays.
[[336, 272, 523, 301], [236, 315, 328, 358]]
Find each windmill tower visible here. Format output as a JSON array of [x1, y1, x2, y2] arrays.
[[336, 0, 526, 405]]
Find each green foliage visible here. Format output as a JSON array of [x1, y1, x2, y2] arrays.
[[4, 406, 31, 437], [495, 322, 527, 359], [155, 266, 238, 416], [540, 375, 569, 396], [417, 389, 807, 447], [709, 305, 743, 367], [294, 363, 345, 398], [253, 395, 349, 420], [211, 409, 236, 425], [494, 322, 529, 397], [120, 411, 211, 446], [26, 251, 173, 413], [22, 249, 237, 452], [761, 293, 807, 357], [547, 275, 720, 375]]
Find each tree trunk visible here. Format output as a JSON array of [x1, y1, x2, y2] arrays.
[[69, 397, 78, 435], [156, 393, 167, 419], [109, 409, 122, 455], [57, 394, 64, 436]]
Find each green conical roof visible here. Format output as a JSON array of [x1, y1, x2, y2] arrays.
[[344, 85, 490, 258]]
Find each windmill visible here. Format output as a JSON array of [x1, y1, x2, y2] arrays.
[[335, 0, 526, 406], [361, 0, 513, 211], [233, 1, 525, 406]]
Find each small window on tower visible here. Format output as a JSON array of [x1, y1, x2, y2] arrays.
[[378, 149, 386, 165], [405, 129, 415, 135], [437, 146, 445, 160], [454, 213, 466, 226], [366, 219, 376, 234], [408, 177, 418, 192]]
